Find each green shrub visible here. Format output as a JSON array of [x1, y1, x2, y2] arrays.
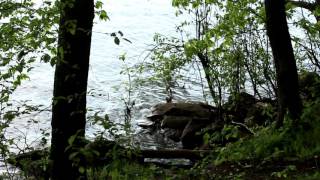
[[214, 101, 320, 164]]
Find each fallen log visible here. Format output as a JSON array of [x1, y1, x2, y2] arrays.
[[139, 149, 212, 160], [88, 138, 213, 160]]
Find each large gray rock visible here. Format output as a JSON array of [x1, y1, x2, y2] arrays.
[[180, 119, 209, 149], [147, 102, 217, 128], [148, 102, 216, 118], [143, 102, 218, 148], [160, 115, 191, 129]]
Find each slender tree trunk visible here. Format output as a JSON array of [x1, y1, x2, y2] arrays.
[[50, 0, 94, 179], [197, 52, 215, 100], [265, 0, 302, 127]]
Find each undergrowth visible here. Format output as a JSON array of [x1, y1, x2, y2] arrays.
[[7, 100, 320, 179], [215, 100, 320, 164]]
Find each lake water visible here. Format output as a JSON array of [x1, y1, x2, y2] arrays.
[[5, 0, 206, 152]]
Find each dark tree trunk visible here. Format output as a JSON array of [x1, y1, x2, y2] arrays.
[[265, 0, 302, 127], [50, 0, 94, 179], [197, 53, 223, 120], [197, 52, 215, 101]]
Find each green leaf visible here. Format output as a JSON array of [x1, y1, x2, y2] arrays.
[[17, 51, 27, 61], [99, 10, 109, 21], [119, 53, 126, 61], [69, 152, 79, 160], [95, 1, 103, 9], [79, 166, 85, 174], [41, 54, 51, 63], [50, 56, 57, 67], [3, 111, 16, 121], [68, 134, 77, 145], [114, 37, 120, 45]]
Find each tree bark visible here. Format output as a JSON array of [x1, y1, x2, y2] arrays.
[[50, 0, 94, 179], [265, 0, 302, 127]]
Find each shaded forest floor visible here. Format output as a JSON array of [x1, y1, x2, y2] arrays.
[[5, 143, 320, 180], [189, 157, 320, 179]]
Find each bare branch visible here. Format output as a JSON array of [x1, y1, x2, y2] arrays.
[[287, 0, 316, 11]]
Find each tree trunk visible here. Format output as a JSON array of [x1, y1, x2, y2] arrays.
[[197, 52, 216, 101], [265, 0, 302, 127], [50, 0, 94, 179]]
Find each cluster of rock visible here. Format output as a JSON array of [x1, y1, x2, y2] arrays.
[[140, 92, 276, 149], [140, 72, 320, 149], [146, 102, 220, 149]]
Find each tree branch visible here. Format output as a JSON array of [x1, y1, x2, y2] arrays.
[[287, 0, 316, 11]]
